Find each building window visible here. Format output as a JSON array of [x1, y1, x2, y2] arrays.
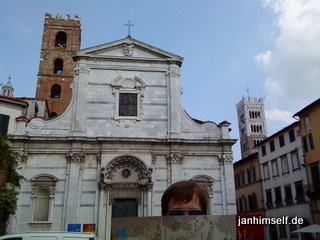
[[279, 225, 287, 238], [289, 129, 295, 142], [303, 134, 314, 152], [247, 167, 256, 183], [263, 163, 270, 180], [266, 189, 273, 208], [291, 150, 300, 170], [0, 113, 10, 135], [281, 155, 289, 173], [50, 84, 61, 98], [289, 223, 298, 238], [50, 112, 57, 118], [295, 181, 305, 203], [305, 115, 311, 131], [239, 196, 247, 212], [30, 175, 58, 223], [238, 171, 245, 186], [112, 77, 146, 121], [119, 93, 138, 116], [274, 187, 283, 207], [248, 193, 257, 210], [311, 164, 320, 193], [234, 174, 238, 188], [261, 145, 266, 156], [54, 58, 63, 74], [279, 135, 285, 147], [271, 159, 279, 177], [55, 31, 67, 47], [284, 185, 293, 205], [33, 188, 51, 221], [269, 140, 275, 152]]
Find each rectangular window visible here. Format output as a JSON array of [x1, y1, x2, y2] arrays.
[[119, 93, 138, 116], [272, 159, 279, 177], [289, 129, 295, 142], [234, 174, 239, 188], [0, 113, 10, 135], [308, 134, 315, 150], [239, 171, 245, 186], [311, 164, 320, 193], [305, 115, 311, 131], [284, 185, 293, 205], [290, 224, 298, 238], [269, 140, 275, 152], [274, 187, 283, 207], [279, 135, 285, 147], [279, 224, 287, 238], [295, 181, 305, 203], [291, 150, 300, 170], [281, 155, 289, 173], [266, 189, 273, 208], [247, 167, 256, 183], [261, 145, 266, 156], [303, 134, 315, 152], [263, 163, 270, 179]]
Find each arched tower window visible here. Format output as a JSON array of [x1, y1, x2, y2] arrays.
[[54, 58, 63, 74], [50, 112, 57, 118], [50, 84, 61, 98], [55, 31, 67, 47]]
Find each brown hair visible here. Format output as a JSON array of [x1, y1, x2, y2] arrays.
[[161, 180, 208, 216]]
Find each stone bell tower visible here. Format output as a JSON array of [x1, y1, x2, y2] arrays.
[[236, 97, 268, 158], [35, 13, 81, 117]]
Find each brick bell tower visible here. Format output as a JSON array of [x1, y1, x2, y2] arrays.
[[35, 13, 81, 117]]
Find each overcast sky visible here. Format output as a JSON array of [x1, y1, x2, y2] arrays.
[[0, 0, 319, 161]]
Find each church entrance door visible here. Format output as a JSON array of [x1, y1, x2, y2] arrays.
[[112, 199, 138, 218]]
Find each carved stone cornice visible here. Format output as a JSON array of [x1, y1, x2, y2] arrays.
[[167, 153, 184, 164], [12, 151, 28, 163], [66, 152, 86, 163]]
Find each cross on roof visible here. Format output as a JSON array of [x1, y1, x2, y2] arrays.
[[124, 20, 134, 36], [8, 76, 12, 82]]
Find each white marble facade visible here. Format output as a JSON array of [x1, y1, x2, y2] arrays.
[[10, 37, 236, 239]]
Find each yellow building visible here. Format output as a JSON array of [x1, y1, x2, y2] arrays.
[[234, 152, 265, 216], [294, 98, 320, 224]]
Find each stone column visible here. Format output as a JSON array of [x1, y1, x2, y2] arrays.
[[64, 152, 86, 226], [71, 66, 90, 135], [167, 153, 184, 184], [219, 156, 227, 215]]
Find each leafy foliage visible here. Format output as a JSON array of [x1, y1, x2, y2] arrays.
[[0, 135, 23, 236]]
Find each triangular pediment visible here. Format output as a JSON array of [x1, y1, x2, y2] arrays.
[[73, 37, 183, 65]]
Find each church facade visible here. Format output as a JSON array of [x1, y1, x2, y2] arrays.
[[9, 14, 236, 239]]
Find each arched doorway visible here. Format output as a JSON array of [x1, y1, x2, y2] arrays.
[[100, 155, 153, 219]]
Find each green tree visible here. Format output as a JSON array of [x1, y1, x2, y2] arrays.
[[0, 135, 23, 236]]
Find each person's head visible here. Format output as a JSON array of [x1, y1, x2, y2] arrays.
[[161, 180, 208, 216]]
